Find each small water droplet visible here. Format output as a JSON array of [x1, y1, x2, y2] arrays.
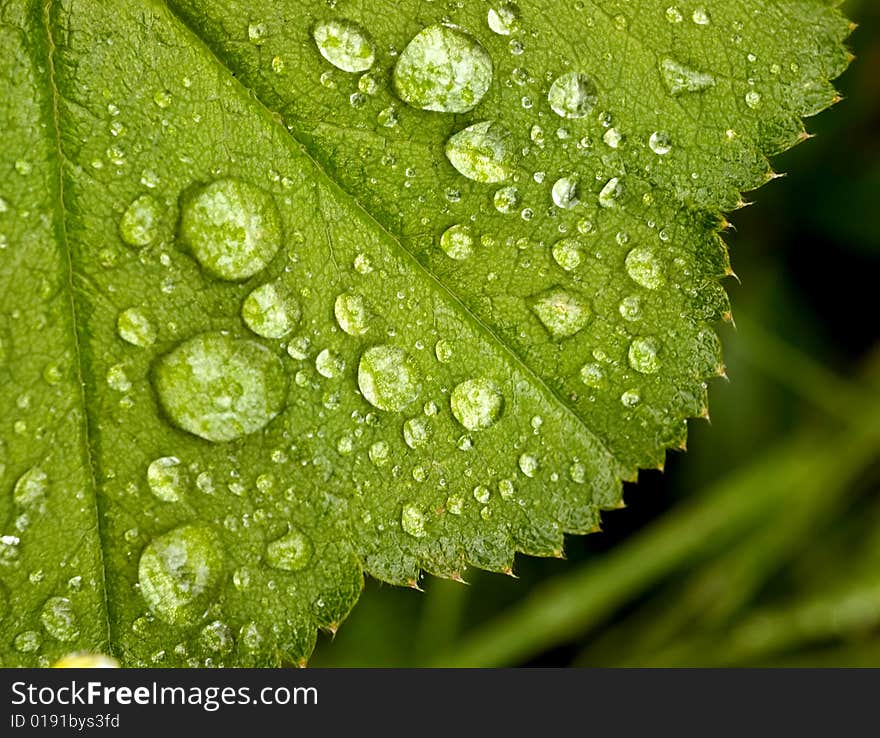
[[315, 348, 345, 379], [401, 504, 427, 538], [434, 338, 454, 363], [666, 6, 683, 23], [494, 185, 520, 214], [147, 456, 187, 503], [394, 25, 493, 113], [445, 121, 512, 183], [659, 58, 716, 95], [530, 289, 592, 338], [117, 308, 156, 347], [569, 461, 586, 483], [628, 337, 660, 374], [179, 179, 281, 281], [551, 238, 583, 271], [548, 72, 598, 119], [40, 597, 78, 641], [518, 453, 538, 478], [450, 378, 504, 431], [312, 19, 375, 73], [137, 524, 225, 625], [625, 247, 664, 289], [403, 416, 431, 448], [154, 332, 288, 443], [487, 2, 521, 35], [13, 467, 47, 509], [358, 345, 421, 412], [369, 440, 390, 466], [649, 131, 673, 155], [692, 8, 711, 25], [598, 177, 623, 208], [120, 195, 161, 247], [621, 389, 641, 407], [286, 336, 311, 360], [200, 620, 234, 654], [440, 223, 475, 260], [473, 485, 491, 504], [14, 630, 41, 653], [603, 127, 623, 148], [619, 295, 642, 321], [377, 106, 399, 128], [551, 177, 579, 209], [242, 281, 300, 339], [334, 292, 370, 336], [745, 90, 762, 109], [266, 527, 313, 571], [498, 478, 515, 499]]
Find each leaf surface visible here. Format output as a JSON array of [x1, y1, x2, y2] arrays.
[[0, 0, 851, 665]]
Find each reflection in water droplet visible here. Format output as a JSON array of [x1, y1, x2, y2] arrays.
[[450, 378, 504, 431], [629, 337, 661, 374], [548, 72, 598, 119], [154, 332, 288, 443], [117, 308, 156, 347], [266, 527, 313, 571], [551, 238, 583, 271], [393, 25, 493, 113], [334, 292, 370, 336], [530, 290, 592, 338], [179, 179, 281, 281], [40, 597, 78, 641], [312, 19, 375, 73], [358, 345, 421, 412], [147, 456, 187, 503], [401, 504, 427, 538], [445, 122, 512, 183], [242, 281, 300, 339], [659, 58, 716, 95], [137, 524, 225, 625], [625, 247, 663, 289], [120, 194, 161, 247], [440, 223, 474, 260]]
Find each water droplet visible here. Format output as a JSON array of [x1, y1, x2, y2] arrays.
[[551, 177, 579, 209], [286, 336, 311, 360], [266, 527, 313, 571], [377, 106, 398, 128], [692, 8, 711, 25], [498, 479, 515, 499], [137, 524, 225, 625], [598, 177, 623, 208], [666, 6, 684, 23], [518, 453, 538, 478], [569, 461, 586, 483], [621, 389, 641, 407], [354, 253, 373, 274], [401, 504, 427, 538], [369, 440, 390, 466], [147, 456, 187, 503], [548, 72, 598, 119], [493, 186, 520, 214], [13, 467, 47, 509], [358, 345, 421, 412], [649, 131, 673, 155], [625, 247, 663, 289], [473, 485, 491, 504], [315, 348, 345, 379], [117, 308, 156, 347], [40, 597, 78, 641], [393, 25, 493, 113], [580, 362, 605, 388], [487, 2, 521, 35], [450, 378, 504, 431], [619, 295, 642, 321], [403, 417, 432, 448], [242, 281, 300, 339], [659, 58, 716, 95], [745, 90, 762, 109], [603, 127, 623, 149], [440, 223, 475, 260], [200, 620, 234, 655], [551, 238, 583, 271], [248, 21, 267, 44], [530, 289, 592, 338], [434, 338, 454, 363], [14, 630, 41, 653], [628, 337, 660, 374], [120, 195, 161, 247], [312, 19, 375, 73], [334, 292, 370, 336], [445, 121, 511, 183], [154, 332, 288, 443], [179, 179, 281, 281]]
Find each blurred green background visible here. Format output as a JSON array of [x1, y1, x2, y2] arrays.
[[312, 0, 880, 667]]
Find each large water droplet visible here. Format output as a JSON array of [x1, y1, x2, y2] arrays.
[[440, 223, 475, 260], [548, 72, 598, 118], [551, 238, 583, 271], [117, 308, 156, 347], [138, 525, 225, 625], [625, 247, 664, 289], [401, 504, 427, 538], [120, 194, 161, 247], [659, 58, 716, 95], [445, 121, 512, 183], [358, 345, 421, 412], [628, 337, 661, 374], [147, 456, 187, 503], [450, 378, 504, 431], [242, 281, 300, 339], [312, 19, 375, 73], [13, 467, 47, 509], [266, 527, 313, 571], [334, 292, 369, 336], [154, 332, 288, 443], [40, 597, 78, 641], [393, 25, 493, 113], [179, 179, 281, 281], [487, 2, 521, 35], [530, 290, 591, 338]]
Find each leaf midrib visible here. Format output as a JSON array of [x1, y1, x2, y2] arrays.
[[40, 0, 115, 654], [158, 0, 627, 479]]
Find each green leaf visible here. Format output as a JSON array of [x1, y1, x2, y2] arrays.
[[0, 0, 851, 666]]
